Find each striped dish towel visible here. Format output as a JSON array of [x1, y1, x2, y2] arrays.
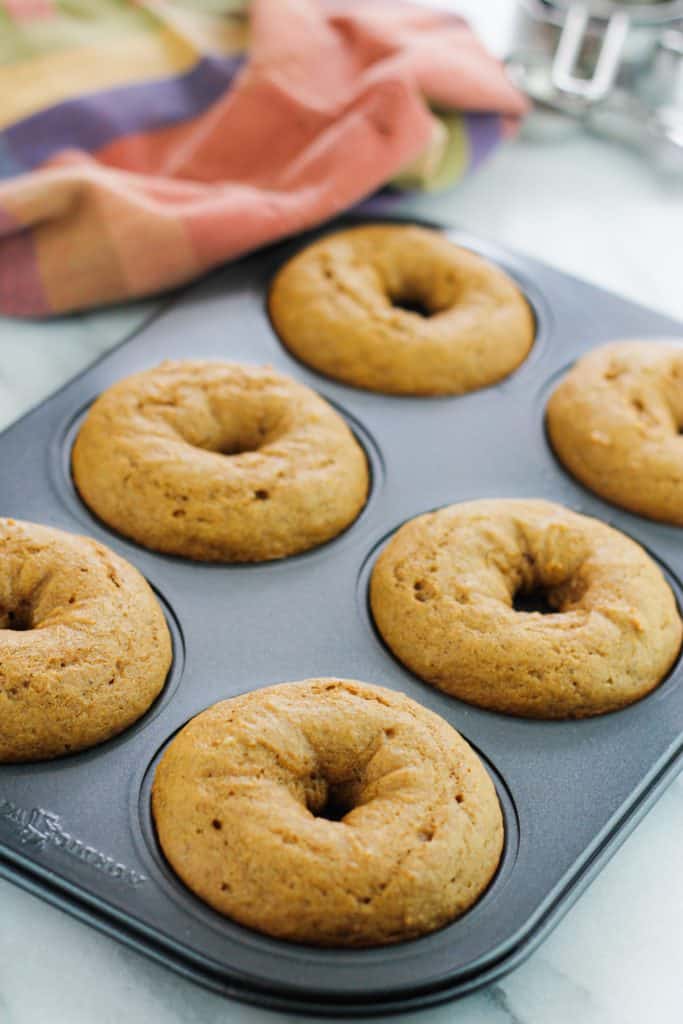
[[0, 0, 526, 317]]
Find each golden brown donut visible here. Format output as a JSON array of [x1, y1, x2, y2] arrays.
[[547, 340, 683, 525], [269, 224, 534, 395], [152, 678, 503, 947], [72, 361, 369, 562], [0, 518, 171, 762], [370, 499, 681, 719]]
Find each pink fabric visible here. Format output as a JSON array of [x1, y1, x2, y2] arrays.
[[0, 0, 527, 316]]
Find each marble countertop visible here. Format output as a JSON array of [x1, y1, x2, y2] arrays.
[[2, 4, 683, 1023]]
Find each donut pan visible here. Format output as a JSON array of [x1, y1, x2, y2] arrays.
[[1, 214, 682, 1015]]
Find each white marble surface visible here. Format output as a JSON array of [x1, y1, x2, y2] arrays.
[[2, 3, 683, 1022]]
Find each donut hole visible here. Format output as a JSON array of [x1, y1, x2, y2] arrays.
[[212, 420, 281, 456], [0, 602, 33, 631], [208, 426, 272, 457], [513, 585, 555, 616], [306, 778, 355, 823], [386, 277, 452, 320], [217, 439, 262, 456], [506, 538, 592, 618], [155, 388, 290, 459], [173, 430, 270, 458], [389, 293, 434, 319], [315, 788, 353, 822]]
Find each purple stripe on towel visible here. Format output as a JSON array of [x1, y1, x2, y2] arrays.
[[4, 53, 245, 174], [464, 112, 503, 170]]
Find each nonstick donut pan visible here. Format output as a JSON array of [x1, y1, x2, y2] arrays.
[[1, 214, 682, 1015]]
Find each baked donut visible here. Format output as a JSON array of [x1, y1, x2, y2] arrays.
[[0, 518, 171, 762], [72, 361, 369, 562], [269, 224, 534, 395], [152, 678, 503, 947], [547, 341, 683, 525], [370, 500, 681, 719]]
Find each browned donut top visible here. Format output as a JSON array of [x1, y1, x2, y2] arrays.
[[0, 518, 171, 762], [547, 341, 683, 525], [72, 361, 369, 561], [370, 499, 681, 719], [269, 224, 534, 396], [152, 679, 503, 947]]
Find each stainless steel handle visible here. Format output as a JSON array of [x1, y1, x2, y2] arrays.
[[551, 5, 631, 102]]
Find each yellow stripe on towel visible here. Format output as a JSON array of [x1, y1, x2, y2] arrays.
[[0, 20, 246, 130]]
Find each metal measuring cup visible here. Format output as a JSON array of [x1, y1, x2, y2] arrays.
[[507, 0, 683, 169]]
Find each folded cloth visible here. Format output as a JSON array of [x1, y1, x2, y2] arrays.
[[0, 0, 526, 318]]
